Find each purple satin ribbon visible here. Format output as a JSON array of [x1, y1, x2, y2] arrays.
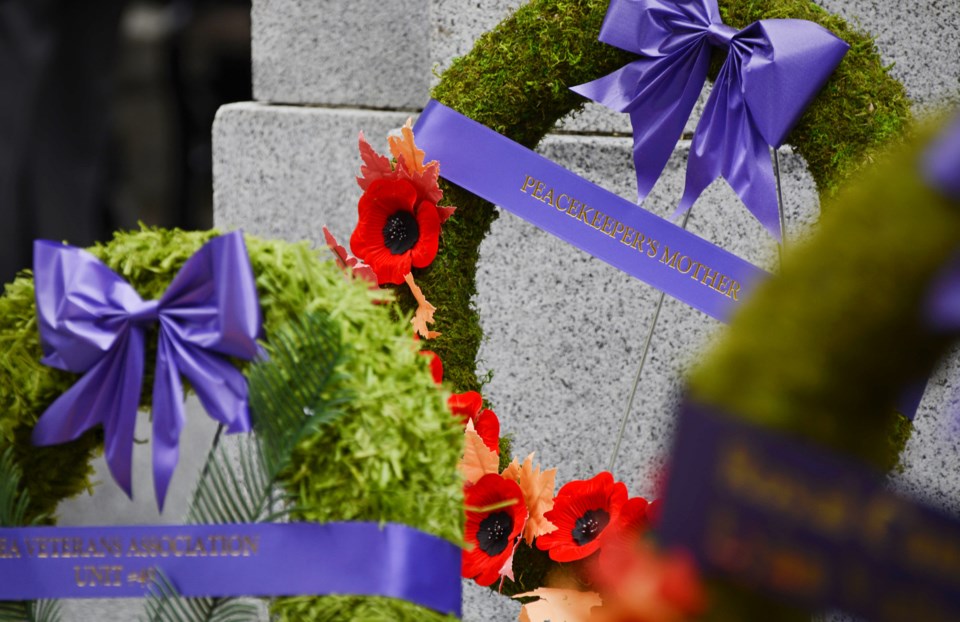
[[919, 114, 960, 331], [572, 0, 849, 240], [923, 112, 960, 201], [32, 232, 262, 510], [414, 100, 768, 322], [0, 522, 462, 616], [659, 399, 960, 619]]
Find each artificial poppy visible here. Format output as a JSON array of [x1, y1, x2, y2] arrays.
[[536, 471, 628, 562], [590, 542, 706, 622], [419, 349, 444, 385], [597, 496, 654, 582], [463, 473, 527, 586], [350, 177, 441, 285], [449, 391, 500, 453]]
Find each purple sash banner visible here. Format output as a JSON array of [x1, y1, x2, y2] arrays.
[[659, 400, 960, 621], [413, 100, 769, 323], [0, 521, 462, 616]]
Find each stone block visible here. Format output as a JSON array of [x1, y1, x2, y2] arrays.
[[213, 103, 412, 240], [252, 0, 430, 108]]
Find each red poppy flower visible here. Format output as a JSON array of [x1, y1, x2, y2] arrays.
[[463, 473, 527, 586], [536, 471, 628, 562], [419, 349, 444, 385], [597, 496, 654, 583], [449, 391, 500, 454], [350, 178, 441, 286]]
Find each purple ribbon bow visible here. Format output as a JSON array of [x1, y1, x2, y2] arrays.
[[572, 0, 849, 239], [32, 232, 262, 510]]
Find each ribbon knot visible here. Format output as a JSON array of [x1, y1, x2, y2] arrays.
[[704, 21, 736, 47], [572, 0, 849, 239], [32, 232, 263, 510], [127, 299, 160, 325]]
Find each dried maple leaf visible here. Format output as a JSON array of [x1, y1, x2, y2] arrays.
[[405, 272, 440, 339], [514, 588, 601, 622], [322, 225, 379, 288], [501, 457, 522, 483], [460, 425, 500, 485], [357, 130, 395, 191], [516, 453, 558, 545], [387, 120, 455, 220], [389, 118, 427, 174]]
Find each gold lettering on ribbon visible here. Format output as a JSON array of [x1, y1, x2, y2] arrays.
[[519, 175, 741, 303]]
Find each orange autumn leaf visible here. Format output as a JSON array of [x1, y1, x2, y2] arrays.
[[405, 272, 440, 339], [356, 131, 394, 191], [460, 426, 500, 485], [389, 118, 426, 174], [514, 588, 602, 622], [517, 454, 557, 545], [501, 457, 522, 483]]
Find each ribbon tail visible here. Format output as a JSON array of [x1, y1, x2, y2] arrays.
[[33, 330, 145, 499], [573, 43, 711, 203], [152, 334, 188, 512], [678, 59, 781, 240], [173, 339, 253, 434]]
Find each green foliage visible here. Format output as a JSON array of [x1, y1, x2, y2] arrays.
[[143, 571, 260, 622], [0, 600, 62, 622], [268, 252, 464, 621], [273, 595, 456, 622], [0, 447, 34, 528], [0, 449, 59, 622], [187, 312, 347, 527]]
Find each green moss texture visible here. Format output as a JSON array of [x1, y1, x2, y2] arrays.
[[0, 227, 462, 621]]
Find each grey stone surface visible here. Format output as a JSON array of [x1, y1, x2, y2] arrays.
[[252, 0, 430, 108], [213, 103, 412, 241], [818, 0, 960, 110]]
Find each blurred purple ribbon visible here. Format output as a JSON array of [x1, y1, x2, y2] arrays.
[[32, 232, 262, 510], [573, 0, 849, 239], [922, 113, 960, 330], [924, 112, 960, 202]]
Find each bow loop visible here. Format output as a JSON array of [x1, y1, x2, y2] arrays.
[[31, 232, 262, 510], [598, 0, 716, 57], [575, 0, 849, 239], [740, 20, 851, 148]]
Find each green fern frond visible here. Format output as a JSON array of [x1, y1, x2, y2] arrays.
[[0, 600, 61, 622], [0, 447, 33, 528], [145, 311, 348, 621], [142, 572, 260, 622], [0, 451, 58, 622]]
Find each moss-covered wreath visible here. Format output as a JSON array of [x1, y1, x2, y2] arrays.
[[0, 228, 462, 621]]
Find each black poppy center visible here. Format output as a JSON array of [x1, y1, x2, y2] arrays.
[[572, 508, 610, 546], [382, 210, 420, 255], [477, 511, 514, 556]]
